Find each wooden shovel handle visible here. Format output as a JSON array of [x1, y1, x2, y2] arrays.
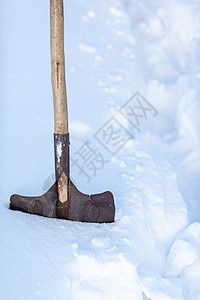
[[50, 0, 68, 134]]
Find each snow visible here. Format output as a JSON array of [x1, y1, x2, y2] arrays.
[[70, 121, 91, 141], [56, 141, 62, 164], [1, 0, 200, 299], [78, 44, 97, 55]]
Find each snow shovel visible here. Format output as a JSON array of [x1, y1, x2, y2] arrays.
[[10, 0, 115, 223]]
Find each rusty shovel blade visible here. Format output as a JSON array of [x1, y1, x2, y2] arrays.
[[10, 134, 115, 223], [10, 177, 115, 223]]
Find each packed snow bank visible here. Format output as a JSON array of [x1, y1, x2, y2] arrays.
[[181, 259, 200, 300], [165, 222, 200, 299], [166, 222, 200, 277], [122, 0, 200, 223]]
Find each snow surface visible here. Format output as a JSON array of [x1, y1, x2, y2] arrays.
[[1, 0, 200, 299]]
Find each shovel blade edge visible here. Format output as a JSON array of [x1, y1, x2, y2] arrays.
[[10, 179, 115, 223]]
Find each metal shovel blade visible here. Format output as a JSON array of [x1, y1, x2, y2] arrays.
[[10, 177, 115, 223]]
